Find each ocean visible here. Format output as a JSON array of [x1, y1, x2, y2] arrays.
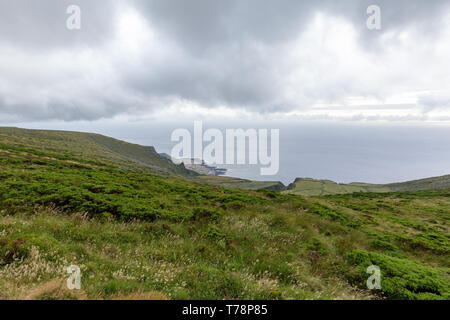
[[7, 120, 450, 186]]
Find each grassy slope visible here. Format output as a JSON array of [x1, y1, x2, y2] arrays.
[[194, 176, 287, 191], [285, 176, 450, 196], [0, 127, 194, 176], [0, 128, 448, 300]]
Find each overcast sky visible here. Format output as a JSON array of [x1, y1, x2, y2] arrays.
[[1, 0, 450, 123]]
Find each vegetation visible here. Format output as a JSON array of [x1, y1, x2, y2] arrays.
[[194, 176, 287, 192], [285, 176, 450, 196], [0, 127, 448, 300]]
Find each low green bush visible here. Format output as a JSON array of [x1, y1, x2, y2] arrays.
[[346, 250, 449, 300]]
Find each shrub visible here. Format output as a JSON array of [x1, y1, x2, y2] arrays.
[[191, 207, 223, 221], [410, 233, 449, 254], [0, 237, 30, 265], [203, 225, 226, 240], [306, 237, 328, 256], [346, 250, 449, 300]]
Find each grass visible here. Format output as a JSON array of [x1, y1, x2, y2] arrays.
[[0, 206, 374, 300], [0, 127, 448, 300], [194, 176, 287, 192], [285, 176, 450, 196]]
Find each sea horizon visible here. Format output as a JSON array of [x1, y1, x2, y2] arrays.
[[5, 121, 449, 186]]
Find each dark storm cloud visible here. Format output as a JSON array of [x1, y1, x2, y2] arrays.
[[0, 0, 449, 121]]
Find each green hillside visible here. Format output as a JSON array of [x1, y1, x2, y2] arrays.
[[194, 176, 287, 191], [385, 175, 450, 191], [0, 127, 448, 300], [0, 127, 195, 176], [285, 176, 450, 196], [0, 127, 284, 192]]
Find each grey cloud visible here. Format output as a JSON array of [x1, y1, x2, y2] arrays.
[[0, 0, 120, 50], [123, 41, 287, 112], [122, 0, 450, 112], [419, 94, 450, 113], [133, 0, 450, 53], [0, 0, 450, 121]]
